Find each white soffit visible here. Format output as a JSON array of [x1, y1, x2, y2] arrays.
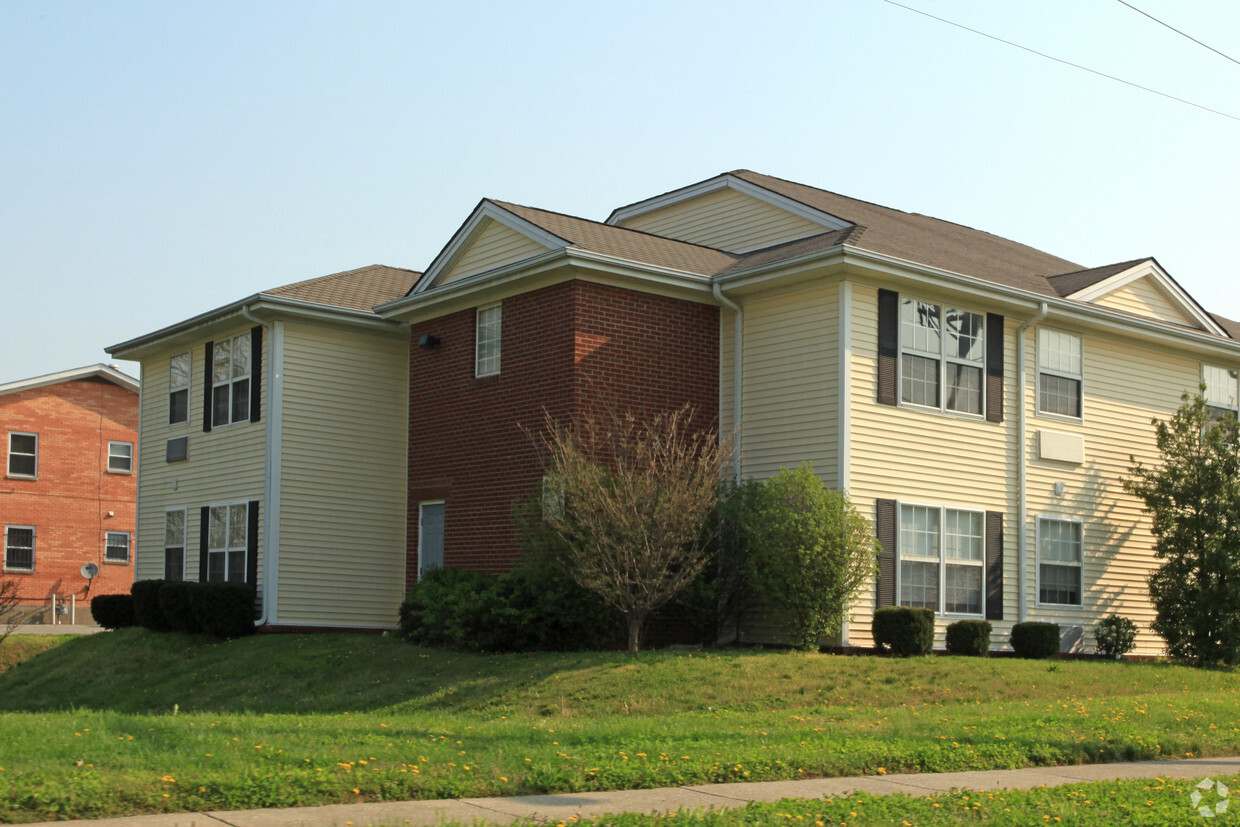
[[1067, 259, 1225, 337]]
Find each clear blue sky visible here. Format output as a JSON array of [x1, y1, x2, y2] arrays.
[[3, 0, 1237, 384]]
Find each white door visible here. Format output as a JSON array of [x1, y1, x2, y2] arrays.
[[418, 501, 445, 580]]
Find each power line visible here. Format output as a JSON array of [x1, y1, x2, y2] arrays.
[[879, 0, 1240, 123], [1114, 0, 1240, 68]]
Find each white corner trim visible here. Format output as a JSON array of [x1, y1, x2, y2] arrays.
[[1067, 260, 1225, 337], [263, 320, 284, 625], [415, 200, 570, 295], [838, 281, 852, 493]]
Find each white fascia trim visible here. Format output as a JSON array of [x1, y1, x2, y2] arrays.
[[413, 200, 569, 295], [0, 364, 140, 397], [607, 173, 852, 232], [1066, 260, 1226, 337]]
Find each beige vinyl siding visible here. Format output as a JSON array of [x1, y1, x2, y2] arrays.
[[440, 219, 551, 285], [618, 187, 826, 253], [1092, 277, 1196, 328], [276, 320, 408, 628], [135, 332, 266, 584]]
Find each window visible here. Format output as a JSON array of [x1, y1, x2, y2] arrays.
[[1203, 364, 1239, 421], [898, 504, 984, 615], [105, 532, 130, 564], [7, 432, 37, 478], [207, 502, 248, 582], [899, 299, 985, 415], [1038, 518, 1083, 606], [212, 332, 251, 427], [164, 509, 186, 581], [169, 352, 190, 425], [4, 526, 34, 572], [1037, 329, 1083, 418], [475, 305, 501, 377], [107, 441, 133, 473]]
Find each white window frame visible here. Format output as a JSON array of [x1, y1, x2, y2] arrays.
[[7, 431, 38, 479], [897, 298, 986, 418], [1036, 516, 1084, 608], [206, 501, 248, 583], [169, 352, 191, 426], [4, 525, 35, 572], [1036, 328, 1084, 421], [211, 332, 252, 428], [164, 507, 187, 582], [895, 501, 986, 618], [1203, 364, 1239, 420], [104, 531, 131, 564], [475, 304, 502, 378], [107, 441, 133, 474]]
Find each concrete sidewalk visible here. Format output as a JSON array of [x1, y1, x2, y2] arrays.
[[18, 756, 1240, 827], [13, 624, 106, 635]]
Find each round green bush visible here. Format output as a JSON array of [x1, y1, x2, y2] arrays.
[[945, 619, 992, 656], [89, 594, 135, 629], [1094, 614, 1137, 660], [872, 607, 934, 656], [1010, 621, 1061, 659]]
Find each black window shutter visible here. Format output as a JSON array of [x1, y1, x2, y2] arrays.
[[875, 498, 897, 608], [877, 290, 899, 406], [249, 326, 263, 423], [985, 511, 1004, 620], [199, 506, 210, 582], [985, 313, 1004, 423], [202, 342, 214, 432], [246, 500, 259, 585]]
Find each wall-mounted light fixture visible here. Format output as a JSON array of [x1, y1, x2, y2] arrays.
[[418, 334, 441, 350], [1053, 481, 1065, 496]]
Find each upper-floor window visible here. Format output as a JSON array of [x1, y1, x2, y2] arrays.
[[164, 508, 186, 581], [1037, 328, 1082, 419], [4, 526, 34, 572], [1038, 517, 1083, 606], [1203, 364, 1239, 420], [105, 531, 131, 564], [898, 503, 985, 616], [207, 502, 248, 582], [900, 299, 985, 416], [107, 441, 133, 474], [475, 305, 502, 377], [212, 333, 251, 427], [169, 352, 190, 425], [7, 432, 37, 479]]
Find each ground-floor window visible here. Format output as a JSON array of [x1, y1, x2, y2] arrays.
[[4, 526, 34, 572], [207, 502, 248, 582], [105, 532, 131, 564], [1038, 517, 1083, 605], [898, 503, 984, 616], [164, 508, 186, 581]]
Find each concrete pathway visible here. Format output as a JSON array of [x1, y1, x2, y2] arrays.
[[17, 756, 1240, 827], [13, 624, 105, 635]]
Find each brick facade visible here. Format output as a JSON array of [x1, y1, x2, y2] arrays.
[[0, 377, 138, 621], [406, 280, 719, 585]]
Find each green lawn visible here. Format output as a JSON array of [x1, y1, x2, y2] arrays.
[[0, 630, 1238, 823]]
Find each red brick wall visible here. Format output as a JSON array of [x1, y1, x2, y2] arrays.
[[0, 377, 138, 619], [406, 280, 719, 585]]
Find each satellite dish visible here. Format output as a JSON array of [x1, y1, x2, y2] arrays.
[[81, 563, 99, 579]]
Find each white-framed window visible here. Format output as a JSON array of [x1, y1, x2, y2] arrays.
[[107, 441, 133, 474], [475, 304, 502, 377], [105, 531, 131, 564], [7, 432, 37, 479], [212, 332, 252, 427], [164, 508, 186, 581], [1038, 517, 1083, 606], [1203, 364, 1239, 420], [899, 298, 985, 416], [4, 525, 35, 572], [417, 500, 445, 580], [897, 503, 984, 616], [1037, 328, 1083, 419], [207, 502, 247, 583], [169, 352, 191, 425]]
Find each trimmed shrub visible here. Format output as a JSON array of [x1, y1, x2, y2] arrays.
[[1095, 614, 1138, 660], [872, 607, 934, 656], [1011, 621, 1061, 659], [130, 579, 170, 632], [158, 582, 202, 634], [398, 567, 494, 649], [189, 582, 256, 638], [90, 594, 135, 630], [945, 619, 992, 657]]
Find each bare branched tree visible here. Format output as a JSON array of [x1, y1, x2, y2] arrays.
[[0, 579, 22, 645], [536, 404, 728, 654]]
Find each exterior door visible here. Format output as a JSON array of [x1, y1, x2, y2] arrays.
[[418, 501, 445, 580]]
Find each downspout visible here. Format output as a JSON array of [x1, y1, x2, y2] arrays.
[[1017, 302, 1048, 622], [240, 306, 275, 627], [712, 283, 743, 480]]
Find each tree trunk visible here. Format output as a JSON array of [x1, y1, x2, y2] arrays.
[[626, 611, 645, 655]]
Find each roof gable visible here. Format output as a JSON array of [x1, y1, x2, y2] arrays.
[[0, 364, 139, 397], [1060, 259, 1224, 335]]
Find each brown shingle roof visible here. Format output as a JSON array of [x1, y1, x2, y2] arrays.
[[263, 264, 422, 312], [1045, 259, 1150, 298]]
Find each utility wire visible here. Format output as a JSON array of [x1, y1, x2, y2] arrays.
[[880, 0, 1240, 123], [1114, 0, 1240, 68]]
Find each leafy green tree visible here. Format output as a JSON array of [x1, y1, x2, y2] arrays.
[[738, 466, 877, 651], [1124, 392, 1240, 665]]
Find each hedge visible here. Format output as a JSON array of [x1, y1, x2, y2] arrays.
[[872, 607, 934, 656]]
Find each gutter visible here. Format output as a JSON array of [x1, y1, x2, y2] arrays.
[[1016, 302, 1049, 622], [711, 283, 743, 480]]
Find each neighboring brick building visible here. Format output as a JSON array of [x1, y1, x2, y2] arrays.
[[0, 364, 139, 623]]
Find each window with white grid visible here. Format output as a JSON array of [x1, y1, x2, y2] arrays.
[[1037, 328, 1083, 418], [475, 305, 502, 377], [1038, 518, 1082, 606], [900, 299, 985, 415], [1203, 364, 1239, 421], [899, 503, 984, 616]]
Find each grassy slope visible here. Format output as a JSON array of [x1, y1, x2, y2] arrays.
[[1, 631, 1238, 823]]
